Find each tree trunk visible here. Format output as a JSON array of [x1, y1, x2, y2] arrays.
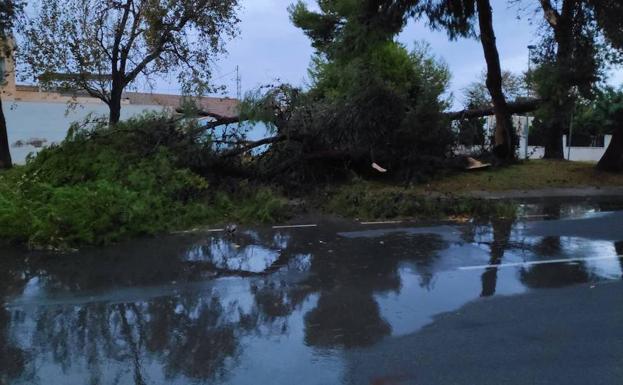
[[476, 0, 516, 161], [0, 95, 12, 169], [481, 218, 512, 297], [541, 0, 575, 159], [543, 112, 566, 159], [444, 99, 541, 120], [596, 124, 623, 172], [109, 81, 123, 125]]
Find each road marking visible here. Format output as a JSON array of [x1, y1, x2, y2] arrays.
[[272, 224, 318, 229], [458, 255, 623, 271], [360, 220, 403, 225], [520, 214, 550, 219], [172, 228, 222, 234]]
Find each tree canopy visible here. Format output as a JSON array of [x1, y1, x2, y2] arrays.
[[20, 0, 240, 123]]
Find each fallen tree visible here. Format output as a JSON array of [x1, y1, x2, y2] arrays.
[[443, 99, 542, 120], [174, 98, 544, 168], [182, 98, 543, 131]]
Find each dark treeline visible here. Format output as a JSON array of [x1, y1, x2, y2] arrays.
[[2, 0, 623, 173]]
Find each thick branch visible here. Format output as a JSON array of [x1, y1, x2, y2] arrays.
[[112, 0, 133, 75], [123, 15, 191, 85], [220, 135, 288, 158], [444, 99, 542, 120], [175, 108, 240, 129], [539, 0, 560, 27], [120, 1, 143, 74]]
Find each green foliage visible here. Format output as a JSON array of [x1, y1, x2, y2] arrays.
[[530, 86, 623, 146], [0, 115, 285, 249], [575, 87, 623, 136], [457, 117, 486, 147], [18, 0, 240, 124], [0, 1, 23, 39], [463, 70, 526, 109], [237, 1, 457, 186]]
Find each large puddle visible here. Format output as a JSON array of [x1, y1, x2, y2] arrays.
[[1, 199, 622, 384]]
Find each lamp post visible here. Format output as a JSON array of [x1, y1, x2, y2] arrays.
[[527, 45, 536, 98], [525, 45, 537, 159]]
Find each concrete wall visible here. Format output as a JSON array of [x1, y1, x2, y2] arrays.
[[4, 100, 167, 164], [523, 135, 612, 162]]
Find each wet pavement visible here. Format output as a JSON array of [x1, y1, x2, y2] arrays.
[[0, 199, 622, 385]]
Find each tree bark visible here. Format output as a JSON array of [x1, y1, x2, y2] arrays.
[[476, 0, 516, 161], [220, 135, 289, 158], [0, 95, 13, 169], [444, 99, 541, 120], [481, 219, 512, 297], [596, 124, 623, 172], [108, 77, 123, 125]]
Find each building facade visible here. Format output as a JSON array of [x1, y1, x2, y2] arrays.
[[1, 43, 239, 164]]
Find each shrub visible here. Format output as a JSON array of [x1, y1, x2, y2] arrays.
[[0, 114, 285, 249]]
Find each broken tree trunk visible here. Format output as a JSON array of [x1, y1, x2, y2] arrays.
[[175, 108, 240, 129], [597, 122, 623, 172], [187, 98, 542, 129], [443, 99, 541, 120]]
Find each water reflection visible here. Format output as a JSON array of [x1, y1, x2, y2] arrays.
[[480, 219, 513, 297], [1, 201, 622, 384]]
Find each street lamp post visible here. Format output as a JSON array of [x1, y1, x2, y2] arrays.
[[525, 45, 537, 159]]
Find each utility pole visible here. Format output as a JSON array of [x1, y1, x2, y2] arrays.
[[525, 45, 537, 159], [236, 65, 241, 101]]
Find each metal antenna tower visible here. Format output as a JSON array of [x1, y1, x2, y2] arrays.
[[236, 65, 242, 100]]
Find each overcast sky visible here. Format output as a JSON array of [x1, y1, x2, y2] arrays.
[[179, 1, 623, 109]]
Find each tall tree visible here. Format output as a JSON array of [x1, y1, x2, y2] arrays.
[[529, 0, 623, 160], [474, 0, 517, 160], [0, 0, 23, 169], [425, 0, 519, 160], [534, 0, 584, 159], [293, 0, 519, 161], [20, 0, 240, 124], [589, 1, 623, 171]]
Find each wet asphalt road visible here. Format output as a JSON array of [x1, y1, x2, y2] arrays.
[[346, 280, 623, 385], [1, 200, 622, 385]]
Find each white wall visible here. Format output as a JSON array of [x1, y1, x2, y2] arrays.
[[523, 135, 612, 162], [3, 100, 167, 164]]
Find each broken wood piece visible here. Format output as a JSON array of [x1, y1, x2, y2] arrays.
[[372, 162, 387, 173]]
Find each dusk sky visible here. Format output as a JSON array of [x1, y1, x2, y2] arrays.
[[168, 1, 623, 109], [208, 1, 539, 109]]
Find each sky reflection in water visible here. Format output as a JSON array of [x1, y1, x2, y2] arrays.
[[1, 201, 622, 385]]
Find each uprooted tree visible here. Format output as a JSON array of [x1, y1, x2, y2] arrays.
[[19, 0, 240, 124], [246, 1, 456, 184], [182, 0, 547, 185]]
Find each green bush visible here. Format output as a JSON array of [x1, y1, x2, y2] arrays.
[[0, 114, 285, 249]]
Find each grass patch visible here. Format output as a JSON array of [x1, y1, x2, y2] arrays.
[[416, 160, 623, 194], [322, 181, 517, 221], [320, 160, 623, 222]]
